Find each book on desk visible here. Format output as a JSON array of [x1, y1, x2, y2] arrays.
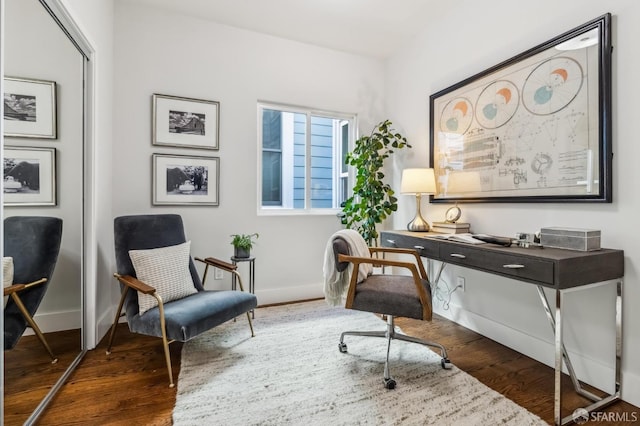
[[427, 232, 485, 244], [431, 221, 470, 234]]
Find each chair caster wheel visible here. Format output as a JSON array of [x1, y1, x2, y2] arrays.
[[383, 378, 396, 390], [441, 358, 452, 369], [338, 342, 348, 353]]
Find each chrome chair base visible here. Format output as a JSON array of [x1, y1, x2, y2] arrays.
[[338, 315, 451, 388]]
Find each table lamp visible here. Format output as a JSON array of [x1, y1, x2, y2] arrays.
[[401, 168, 436, 232]]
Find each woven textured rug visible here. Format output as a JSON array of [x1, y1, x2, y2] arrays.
[[173, 300, 546, 425]]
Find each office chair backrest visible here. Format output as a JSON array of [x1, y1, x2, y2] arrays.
[[332, 236, 352, 272], [3, 216, 63, 349], [113, 214, 204, 317]]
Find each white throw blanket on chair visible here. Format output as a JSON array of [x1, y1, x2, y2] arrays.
[[322, 229, 373, 306]]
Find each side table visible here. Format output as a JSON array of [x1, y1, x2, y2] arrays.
[[231, 256, 256, 318]]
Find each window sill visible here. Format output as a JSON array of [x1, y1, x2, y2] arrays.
[[257, 208, 343, 217]]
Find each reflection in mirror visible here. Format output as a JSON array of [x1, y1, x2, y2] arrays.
[[3, 0, 85, 423]]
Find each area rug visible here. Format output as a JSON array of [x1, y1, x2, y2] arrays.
[[173, 300, 546, 425]]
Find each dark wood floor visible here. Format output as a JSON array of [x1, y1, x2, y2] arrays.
[[5, 302, 638, 425]]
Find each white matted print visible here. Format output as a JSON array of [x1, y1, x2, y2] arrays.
[[3, 146, 57, 206], [4, 77, 57, 139], [152, 94, 219, 150], [153, 153, 219, 206]]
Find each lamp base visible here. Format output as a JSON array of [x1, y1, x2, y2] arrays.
[[407, 193, 431, 232], [407, 215, 431, 232]]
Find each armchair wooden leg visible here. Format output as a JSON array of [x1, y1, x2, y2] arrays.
[[10, 293, 57, 364]]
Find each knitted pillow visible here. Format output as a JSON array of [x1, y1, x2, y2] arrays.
[[2, 257, 13, 288], [129, 241, 197, 315], [3, 257, 14, 306]]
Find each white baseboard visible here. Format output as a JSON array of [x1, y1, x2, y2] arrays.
[[23, 309, 81, 335], [94, 305, 119, 349], [435, 303, 640, 407], [255, 284, 324, 306]]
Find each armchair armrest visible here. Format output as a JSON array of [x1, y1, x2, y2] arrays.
[[195, 256, 247, 291], [113, 273, 156, 294], [3, 278, 47, 296], [195, 256, 238, 272], [4, 283, 25, 296]]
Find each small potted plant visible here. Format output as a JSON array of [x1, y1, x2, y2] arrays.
[[231, 233, 259, 258]]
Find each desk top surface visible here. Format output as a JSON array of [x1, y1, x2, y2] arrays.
[[383, 230, 622, 260], [381, 230, 624, 289]]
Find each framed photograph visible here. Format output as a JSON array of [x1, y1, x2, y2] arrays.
[[3, 146, 57, 206], [152, 94, 219, 150], [4, 77, 57, 139], [429, 14, 612, 203], [152, 153, 219, 206]]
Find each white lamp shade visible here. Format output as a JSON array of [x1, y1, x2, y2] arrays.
[[401, 168, 436, 194]]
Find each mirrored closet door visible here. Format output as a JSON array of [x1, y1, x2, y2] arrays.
[[3, 0, 87, 423]]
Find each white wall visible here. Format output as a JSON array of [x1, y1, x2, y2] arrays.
[[111, 2, 386, 312], [385, 0, 640, 406]]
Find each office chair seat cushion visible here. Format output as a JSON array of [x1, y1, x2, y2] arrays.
[[128, 290, 258, 341], [129, 241, 198, 315], [351, 274, 431, 320]]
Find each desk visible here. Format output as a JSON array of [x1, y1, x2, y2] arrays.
[[381, 230, 624, 426]]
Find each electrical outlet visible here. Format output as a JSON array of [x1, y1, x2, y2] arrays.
[[214, 267, 224, 280], [456, 276, 465, 292]]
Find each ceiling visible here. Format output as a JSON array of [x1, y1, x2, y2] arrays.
[[121, 0, 434, 59]]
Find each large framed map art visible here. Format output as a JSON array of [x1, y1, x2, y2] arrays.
[[429, 14, 612, 203]]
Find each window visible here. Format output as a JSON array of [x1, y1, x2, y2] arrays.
[[259, 103, 355, 212]]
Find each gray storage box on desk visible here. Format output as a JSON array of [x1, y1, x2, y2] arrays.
[[540, 227, 601, 251]]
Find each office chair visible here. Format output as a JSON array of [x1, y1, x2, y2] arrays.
[[329, 229, 450, 389], [3, 216, 63, 363], [108, 214, 257, 387]]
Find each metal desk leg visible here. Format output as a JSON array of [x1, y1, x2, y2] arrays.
[[537, 281, 623, 425], [554, 289, 563, 426], [615, 280, 623, 398], [429, 260, 447, 294]]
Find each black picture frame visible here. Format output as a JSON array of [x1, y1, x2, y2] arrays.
[[429, 13, 612, 203]]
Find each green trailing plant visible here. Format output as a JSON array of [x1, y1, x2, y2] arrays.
[[230, 233, 259, 250], [341, 120, 411, 245]]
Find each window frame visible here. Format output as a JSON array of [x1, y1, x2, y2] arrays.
[[257, 101, 357, 216]]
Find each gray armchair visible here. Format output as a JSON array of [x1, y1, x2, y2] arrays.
[[108, 214, 257, 387], [329, 230, 451, 389], [3, 216, 63, 363]]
